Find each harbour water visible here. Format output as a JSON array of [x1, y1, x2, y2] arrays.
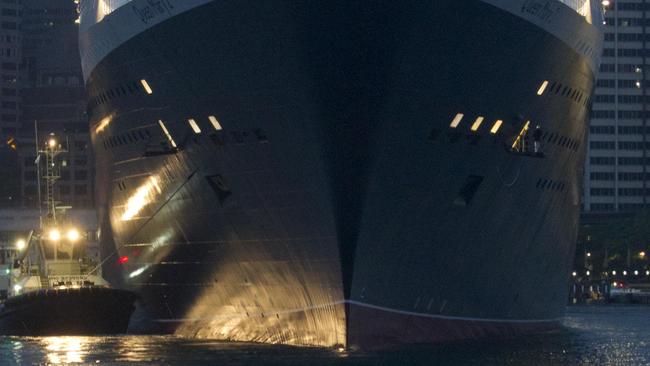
[[1, 306, 649, 365]]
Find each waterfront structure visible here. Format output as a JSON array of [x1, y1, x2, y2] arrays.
[[585, 0, 650, 215], [17, 0, 94, 208], [79, 0, 602, 348]]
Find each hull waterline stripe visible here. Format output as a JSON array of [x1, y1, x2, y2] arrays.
[[154, 299, 562, 324]]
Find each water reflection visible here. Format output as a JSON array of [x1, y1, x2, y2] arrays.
[[44, 337, 86, 364], [0, 307, 650, 365]]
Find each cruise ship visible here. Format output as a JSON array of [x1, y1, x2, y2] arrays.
[[79, 0, 603, 348]]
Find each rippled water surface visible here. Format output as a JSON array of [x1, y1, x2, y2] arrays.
[[1, 306, 650, 365]]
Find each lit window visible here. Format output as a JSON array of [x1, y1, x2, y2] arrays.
[[208, 115, 222, 130], [140, 79, 153, 95], [449, 113, 464, 128], [470, 116, 484, 132], [537, 80, 549, 95], [188, 119, 201, 134], [490, 120, 503, 134], [158, 120, 177, 148]]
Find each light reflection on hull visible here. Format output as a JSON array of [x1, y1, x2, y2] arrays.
[[85, 0, 601, 348]]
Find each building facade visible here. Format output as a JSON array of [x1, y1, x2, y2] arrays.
[[0, 0, 93, 209], [585, 0, 650, 215]]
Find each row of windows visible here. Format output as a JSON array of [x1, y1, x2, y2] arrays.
[[589, 172, 650, 181], [590, 156, 616, 165], [23, 170, 87, 181], [539, 80, 589, 106], [593, 95, 649, 104], [591, 110, 650, 119], [589, 203, 647, 212], [89, 79, 152, 109], [595, 79, 642, 89], [535, 178, 567, 192], [102, 129, 151, 150], [604, 18, 646, 27], [589, 187, 650, 197], [599, 64, 642, 73], [590, 126, 650, 135]]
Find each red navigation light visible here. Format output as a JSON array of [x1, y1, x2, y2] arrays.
[[118, 256, 129, 264]]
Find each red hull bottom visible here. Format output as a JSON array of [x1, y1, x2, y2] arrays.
[[346, 302, 560, 350]]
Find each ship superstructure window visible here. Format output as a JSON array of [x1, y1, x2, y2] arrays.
[[490, 120, 503, 134], [188, 119, 201, 134], [140, 79, 153, 95], [208, 116, 223, 130], [537, 80, 549, 95], [470, 117, 484, 132], [449, 113, 464, 128], [158, 120, 177, 148]]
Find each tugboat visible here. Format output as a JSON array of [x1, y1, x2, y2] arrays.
[[0, 134, 136, 336]]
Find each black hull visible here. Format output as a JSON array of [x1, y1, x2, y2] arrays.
[[0, 287, 137, 336], [83, 0, 601, 348]]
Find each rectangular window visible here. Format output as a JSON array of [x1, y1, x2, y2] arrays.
[[140, 79, 153, 95], [208, 116, 223, 131], [158, 120, 177, 148], [490, 120, 503, 134], [470, 116, 484, 132], [188, 119, 201, 134], [537, 80, 549, 95], [449, 113, 464, 128]]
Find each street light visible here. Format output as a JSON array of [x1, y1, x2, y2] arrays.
[[48, 138, 56, 148]]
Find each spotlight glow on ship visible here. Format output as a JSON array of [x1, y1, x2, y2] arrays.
[[121, 176, 162, 221], [49, 229, 61, 241], [67, 228, 80, 242], [95, 114, 113, 134]]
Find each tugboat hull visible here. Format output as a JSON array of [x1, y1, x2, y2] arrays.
[[0, 287, 136, 336]]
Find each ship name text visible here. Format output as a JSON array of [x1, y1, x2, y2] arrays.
[[132, 0, 175, 25]]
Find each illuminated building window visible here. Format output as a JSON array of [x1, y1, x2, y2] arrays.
[[208, 115, 222, 130], [158, 120, 177, 148], [470, 116, 484, 132], [188, 119, 201, 134], [490, 120, 503, 134], [449, 113, 464, 128], [140, 79, 153, 95], [537, 80, 549, 95]]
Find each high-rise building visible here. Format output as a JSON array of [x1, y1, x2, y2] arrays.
[[2, 0, 94, 209], [585, 1, 650, 215]]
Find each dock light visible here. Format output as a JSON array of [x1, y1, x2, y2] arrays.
[[572, 271, 577, 277], [67, 228, 80, 242], [624, 270, 628, 276], [586, 252, 591, 257], [612, 282, 618, 287], [586, 271, 590, 276], [48, 228, 61, 241], [15, 239, 26, 251], [635, 270, 639, 276], [640, 251, 646, 259], [13, 284, 21, 294], [602, 0, 610, 6], [647, 271, 650, 276], [48, 138, 56, 148]]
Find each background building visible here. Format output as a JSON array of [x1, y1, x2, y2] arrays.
[[585, 0, 650, 217], [0, 0, 93, 209]]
